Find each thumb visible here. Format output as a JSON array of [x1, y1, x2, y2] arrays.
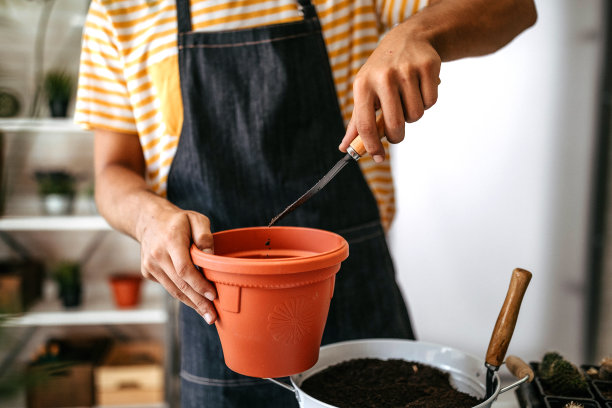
[[188, 212, 214, 254]]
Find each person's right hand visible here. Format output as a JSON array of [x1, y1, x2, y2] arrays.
[[137, 204, 218, 324]]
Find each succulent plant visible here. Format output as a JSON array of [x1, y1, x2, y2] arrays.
[[541, 358, 589, 396], [599, 357, 612, 380], [539, 351, 564, 377], [563, 402, 583, 408]]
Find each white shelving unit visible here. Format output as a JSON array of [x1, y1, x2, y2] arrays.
[[0, 215, 111, 231], [0, 118, 177, 408], [4, 281, 167, 327], [0, 118, 88, 134]]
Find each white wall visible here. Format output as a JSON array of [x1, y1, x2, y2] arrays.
[[389, 0, 605, 364]]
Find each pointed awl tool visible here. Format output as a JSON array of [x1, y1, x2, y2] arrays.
[[268, 114, 386, 227]]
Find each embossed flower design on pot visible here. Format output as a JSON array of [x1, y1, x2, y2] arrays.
[[268, 297, 316, 344]]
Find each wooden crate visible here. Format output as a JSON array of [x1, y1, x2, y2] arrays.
[[0, 259, 43, 313], [95, 342, 164, 406], [27, 363, 94, 408]]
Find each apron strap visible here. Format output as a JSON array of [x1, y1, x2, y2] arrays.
[[177, 0, 192, 34], [177, 0, 316, 33]]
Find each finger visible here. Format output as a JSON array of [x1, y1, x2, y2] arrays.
[[187, 212, 214, 253], [140, 255, 159, 283], [166, 238, 218, 303], [143, 261, 198, 312], [162, 254, 218, 324], [161, 213, 217, 301], [399, 72, 425, 123], [144, 243, 218, 324], [339, 116, 357, 152], [352, 79, 385, 161], [420, 69, 441, 110], [378, 87, 406, 145]]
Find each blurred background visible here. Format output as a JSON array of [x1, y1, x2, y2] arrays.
[[389, 0, 610, 366], [0, 0, 610, 407]]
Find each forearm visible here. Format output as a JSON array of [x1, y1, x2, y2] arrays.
[[406, 0, 537, 61], [93, 128, 177, 243], [95, 164, 175, 242]]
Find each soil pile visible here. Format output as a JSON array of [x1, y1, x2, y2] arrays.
[[300, 358, 483, 408]]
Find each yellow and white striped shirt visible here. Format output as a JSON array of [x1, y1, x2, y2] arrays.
[[75, 0, 428, 230]]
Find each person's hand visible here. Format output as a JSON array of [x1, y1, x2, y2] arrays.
[[137, 205, 218, 324], [339, 22, 441, 162]]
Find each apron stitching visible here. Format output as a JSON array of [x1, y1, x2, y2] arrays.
[[178, 31, 319, 49], [181, 370, 267, 387], [336, 220, 381, 235], [346, 230, 384, 245]]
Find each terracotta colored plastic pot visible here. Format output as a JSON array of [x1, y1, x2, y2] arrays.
[[109, 273, 143, 308], [190, 226, 349, 378]]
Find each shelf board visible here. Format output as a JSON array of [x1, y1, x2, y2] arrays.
[[0, 118, 91, 134], [0, 215, 111, 231], [4, 284, 167, 326]]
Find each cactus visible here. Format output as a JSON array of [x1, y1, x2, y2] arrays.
[[563, 402, 583, 408], [542, 359, 589, 396], [539, 351, 564, 377], [599, 357, 612, 380]]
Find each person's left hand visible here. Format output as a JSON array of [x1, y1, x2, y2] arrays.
[[339, 22, 441, 162]]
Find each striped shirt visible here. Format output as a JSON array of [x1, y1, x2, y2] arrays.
[[75, 0, 428, 230]]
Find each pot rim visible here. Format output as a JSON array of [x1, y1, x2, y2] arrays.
[[190, 226, 349, 274]]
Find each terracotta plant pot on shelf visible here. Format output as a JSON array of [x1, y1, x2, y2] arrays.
[[190, 226, 349, 378], [109, 273, 142, 308]]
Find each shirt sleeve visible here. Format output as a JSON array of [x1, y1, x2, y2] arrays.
[[377, 0, 429, 32], [74, 0, 137, 134]]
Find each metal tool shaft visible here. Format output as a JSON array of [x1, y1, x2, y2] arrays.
[[268, 153, 353, 226], [485, 363, 498, 399]]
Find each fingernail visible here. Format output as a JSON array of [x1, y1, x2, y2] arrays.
[[204, 291, 216, 301], [203, 248, 213, 254], [203, 312, 213, 324], [373, 155, 384, 163]]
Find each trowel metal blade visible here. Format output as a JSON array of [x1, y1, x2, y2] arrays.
[[268, 153, 353, 226]]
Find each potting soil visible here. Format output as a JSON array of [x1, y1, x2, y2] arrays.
[[300, 358, 483, 408]]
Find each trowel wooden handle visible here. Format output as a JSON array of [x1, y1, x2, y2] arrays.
[[506, 355, 534, 382], [485, 268, 532, 368], [348, 114, 386, 157]]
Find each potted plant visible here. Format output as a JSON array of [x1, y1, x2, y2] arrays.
[[43, 70, 73, 117], [34, 170, 76, 215], [52, 261, 81, 308]]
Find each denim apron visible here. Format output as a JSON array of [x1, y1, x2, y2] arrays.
[[168, 0, 415, 406]]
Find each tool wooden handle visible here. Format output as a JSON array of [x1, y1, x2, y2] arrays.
[[348, 114, 386, 157], [485, 268, 532, 368], [506, 355, 534, 382]]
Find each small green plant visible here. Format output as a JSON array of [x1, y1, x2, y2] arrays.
[[539, 351, 564, 376], [43, 70, 73, 102], [538, 352, 589, 396], [34, 170, 76, 196], [52, 262, 81, 308], [52, 261, 80, 287], [599, 357, 612, 380]]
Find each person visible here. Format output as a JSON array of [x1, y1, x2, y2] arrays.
[[75, 0, 536, 406]]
